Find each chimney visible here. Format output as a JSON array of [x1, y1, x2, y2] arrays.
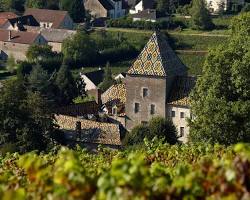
[[8, 30, 11, 41]]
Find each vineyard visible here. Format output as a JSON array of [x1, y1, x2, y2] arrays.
[[1, 140, 250, 200]]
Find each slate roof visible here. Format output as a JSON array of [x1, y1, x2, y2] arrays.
[[127, 31, 187, 77], [38, 28, 76, 43], [55, 101, 99, 117], [55, 115, 121, 145], [167, 76, 197, 107], [99, 0, 114, 10], [142, 0, 156, 9], [84, 69, 105, 86], [24, 8, 69, 28], [101, 83, 126, 105], [0, 29, 41, 44], [131, 9, 158, 20]]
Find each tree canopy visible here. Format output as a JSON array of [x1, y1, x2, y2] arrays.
[[190, 0, 214, 30], [189, 12, 250, 145]]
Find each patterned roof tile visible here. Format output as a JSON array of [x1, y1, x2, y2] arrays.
[[101, 83, 126, 105], [127, 31, 187, 77]]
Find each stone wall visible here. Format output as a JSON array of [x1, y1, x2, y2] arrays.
[[84, 0, 109, 18], [125, 75, 169, 130], [55, 115, 121, 145], [166, 105, 191, 143]]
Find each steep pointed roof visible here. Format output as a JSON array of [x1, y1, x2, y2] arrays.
[[127, 32, 187, 77]]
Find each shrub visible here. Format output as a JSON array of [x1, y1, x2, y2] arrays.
[[148, 117, 178, 144]]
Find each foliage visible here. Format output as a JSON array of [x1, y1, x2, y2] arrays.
[[62, 30, 98, 67], [1, 143, 250, 199], [107, 17, 171, 30], [26, 44, 55, 62], [73, 95, 95, 104], [190, 0, 214, 30], [148, 117, 178, 144], [25, 0, 47, 8], [27, 64, 56, 105], [189, 13, 250, 145], [125, 117, 178, 146], [0, 0, 25, 12], [6, 55, 16, 74], [0, 79, 56, 153], [60, 0, 85, 22], [241, 3, 250, 12], [54, 63, 77, 105], [99, 62, 115, 92]]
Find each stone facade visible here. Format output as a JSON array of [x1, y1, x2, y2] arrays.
[[84, 0, 110, 18], [124, 32, 195, 141], [125, 75, 168, 130], [0, 31, 47, 61]]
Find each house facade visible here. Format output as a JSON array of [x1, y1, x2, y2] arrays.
[[206, 0, 245, 13], [0, 30, 47, 61], [24, 8, 74, 30], [129, 0, 155, 14], [84, 0, 126, 19], [102, 32, 196, 142]]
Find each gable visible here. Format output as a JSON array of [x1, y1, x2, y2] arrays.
[[127, 32, 187, 77]]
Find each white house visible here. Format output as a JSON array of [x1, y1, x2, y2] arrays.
[[206, 0, 245, 13], [129, 0, 155, 14]]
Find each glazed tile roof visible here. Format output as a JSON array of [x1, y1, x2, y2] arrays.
[[167, 76, 196, 107], [55, 115, 121, 145], [127, 31, 187, 77], [101, 83, 126, 105]]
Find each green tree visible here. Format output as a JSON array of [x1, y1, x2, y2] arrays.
[[54, 63, 77, 105], [189, 13, 250, 145], [62, 30, 98, 66], [6, 54, 16, 73], [0, 0, 25, 11], [59, 0, 85, 22], [0, 79, 56, 153], [124, 117, 178, 146], [25, 0, 46, 8], [99, 62, 115, 91], [156, 0, 176, 14], [190, 0, 214, 30], [148, 117, 178, 144], [26, 44, 54, 62], [123, 124, 150, 146], [28, 64, 56, 105]]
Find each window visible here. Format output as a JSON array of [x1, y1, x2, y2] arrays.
[[180, 112, 185, 118], [180, 127, 184, 137], [112, 106, 117, 115], [171, 111, 175, 117], [142, 88, 148, 97], [134, 103, 139, 113], [150, 104, 155, 115]]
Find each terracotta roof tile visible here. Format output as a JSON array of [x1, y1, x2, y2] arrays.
[[0, 29, 41, 44], [24, 8, 69, 29], [0, 12, 18, 19]]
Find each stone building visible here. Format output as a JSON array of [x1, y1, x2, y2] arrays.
[[124, 31, 196, 142], [84, 0, 127, 19], [129, 0, 155, 14], [206, 0, 245, 13], [24, 8, 74, 30], [0, 30, 47, 61]]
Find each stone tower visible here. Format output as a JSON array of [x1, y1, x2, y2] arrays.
[[125, 31, 187, 130]]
